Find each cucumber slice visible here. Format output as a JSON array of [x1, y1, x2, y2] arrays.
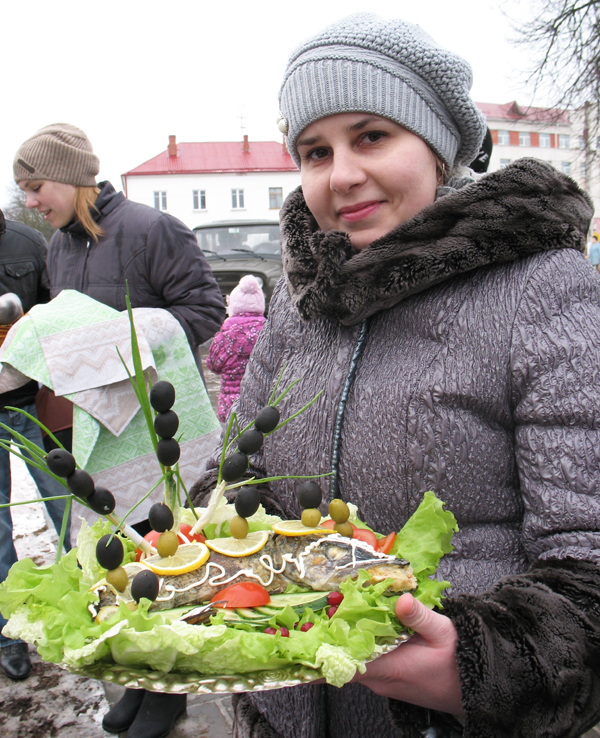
[[235, 607, 268, 620], [254, 606, 280, 616], [268, 592, 330, 608]]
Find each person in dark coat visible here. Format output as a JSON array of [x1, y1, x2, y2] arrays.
[[190, 13, 600, 738], [0, 210, 71, 682], [14, 124, 226, 738]]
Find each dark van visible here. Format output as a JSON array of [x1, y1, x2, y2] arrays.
[[193, 220, 282, 310]]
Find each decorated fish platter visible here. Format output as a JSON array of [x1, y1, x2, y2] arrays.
[[0, 298, 457, 693]]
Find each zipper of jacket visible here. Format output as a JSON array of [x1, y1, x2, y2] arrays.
[[70, 233, 92, 292], [328, 316, 371, 501]]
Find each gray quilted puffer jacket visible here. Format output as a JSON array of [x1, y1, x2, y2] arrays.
[[191, 159, 600, 738]]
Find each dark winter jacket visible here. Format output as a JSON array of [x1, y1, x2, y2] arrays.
[[47, 182, 225, 349], [0, 210, 50, 409], [191, 159, 600, 738]]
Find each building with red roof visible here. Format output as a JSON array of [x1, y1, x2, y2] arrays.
[[121, 135, 300, 228], [477, 101, 598, 232]]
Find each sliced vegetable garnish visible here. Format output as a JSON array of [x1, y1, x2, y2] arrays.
[[210, 582, 270, 608], [376, 532, 396, 554], [352, 528, 378, 549]]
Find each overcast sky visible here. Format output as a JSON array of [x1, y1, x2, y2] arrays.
[[1, 0, 532, 210]]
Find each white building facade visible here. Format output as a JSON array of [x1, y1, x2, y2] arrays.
[[478, 101, 600, 233], [122, 136, 301, 229]]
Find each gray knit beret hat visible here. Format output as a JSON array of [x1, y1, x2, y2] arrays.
[[278, 13, 487, 169], [14, 123, 99, 186]]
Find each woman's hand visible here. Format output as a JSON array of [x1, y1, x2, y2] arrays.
[[355, 593, 464, 716]]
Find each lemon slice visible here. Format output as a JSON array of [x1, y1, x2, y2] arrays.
[[143, 543, 210, 576], [206, 530, 269, 557], [272, 520, 335, 536]]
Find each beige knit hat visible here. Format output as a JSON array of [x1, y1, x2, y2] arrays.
[[13, 123, 100, 186]]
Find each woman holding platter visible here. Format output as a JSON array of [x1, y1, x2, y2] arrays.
[[191, 12, 600, 738]]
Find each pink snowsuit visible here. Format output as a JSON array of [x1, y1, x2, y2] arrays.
[[206, 313, 266, 422]]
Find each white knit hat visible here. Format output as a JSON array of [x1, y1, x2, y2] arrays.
[[278, 13, 487, 168], [227, 275, 265, 316]]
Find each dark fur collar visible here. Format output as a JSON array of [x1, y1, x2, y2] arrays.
[[280, 158, 593, 325]]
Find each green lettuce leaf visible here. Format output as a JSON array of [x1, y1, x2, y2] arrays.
[[391, 490, 458, 608]]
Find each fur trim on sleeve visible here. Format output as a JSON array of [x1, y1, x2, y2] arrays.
[[443, 558, 600, 737]]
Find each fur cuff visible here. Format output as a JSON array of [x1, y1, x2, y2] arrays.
[[444, 558, 600, 737]]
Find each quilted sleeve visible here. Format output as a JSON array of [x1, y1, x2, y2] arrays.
[[509, 249, 600, 563]]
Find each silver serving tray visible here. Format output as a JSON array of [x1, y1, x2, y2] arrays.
[[65, 633, 411, 694]]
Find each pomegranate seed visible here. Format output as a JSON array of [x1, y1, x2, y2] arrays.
[[327, 592, 344, 606], [327, 606, 338, 619], [280, 627, 290, 637], [300, 622, 314, 632], [264, 627, 277, 635]]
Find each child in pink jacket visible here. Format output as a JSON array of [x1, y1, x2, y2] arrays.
[[206, 275, 266, 422]]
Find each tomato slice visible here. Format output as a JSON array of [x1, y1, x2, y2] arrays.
[[210, 582, 271, 608], [376, 532, 396, 555], [353, 528, 378, 549], [178, 523, 207, 544], [135, 524, 206, 561], [320, 519, 358, 532]]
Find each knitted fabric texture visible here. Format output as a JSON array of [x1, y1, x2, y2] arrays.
[[279, 13, 487, 168], [227, 275, 266, 316], [14, 123, 99, 186]]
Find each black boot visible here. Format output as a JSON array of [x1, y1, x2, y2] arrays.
[[127, 691, 186, 738], [0, 642, 32, 680], [103, 688, 146, 734]]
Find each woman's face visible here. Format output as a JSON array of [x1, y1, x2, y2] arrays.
[[18, 180, 77, 229], [297, 113, 439, 250]]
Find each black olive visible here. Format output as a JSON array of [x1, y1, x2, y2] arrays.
[[298, 481, 323, 509], [87, 486, 116, 515], [254, 406, 280, 433], [237, 429, 264, 455], [148, 502, 174, 532], [234, 487, 260, 518], [156, 438, 180, 467], [149, 381, 176, 413], [221, 452, 248, 482], [154, 410, 179, 439], [67, 469, 95, 499], [96, 534, 124, 570], [131, 569, 160, 603], [46, 448, 76, 478]]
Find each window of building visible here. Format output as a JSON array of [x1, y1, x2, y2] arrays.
[[231, 189, 245, 209], [581, 161, 587, 178], [519, 132, 531, 146], [559, 134, 570, 149], [577, 135, 586, 149], [500, 159, 511, 168], [497, 130, 510, 146], [561, 161, 571, 175], [153, 191, 167, 211], [539, 133, 551, 148], [193, 190, 206, 210], [269, 187, 283, 209]]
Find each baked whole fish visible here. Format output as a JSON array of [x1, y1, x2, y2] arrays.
[[94, 532, 416, 614]]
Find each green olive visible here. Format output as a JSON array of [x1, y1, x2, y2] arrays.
[[328, 499, 350, 524], [301, 508, 321, 527], [334, 521, 354, 538], [106, 566, 129, 592], [230, 515, 249, 539], [157, 530, 179, 558]]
